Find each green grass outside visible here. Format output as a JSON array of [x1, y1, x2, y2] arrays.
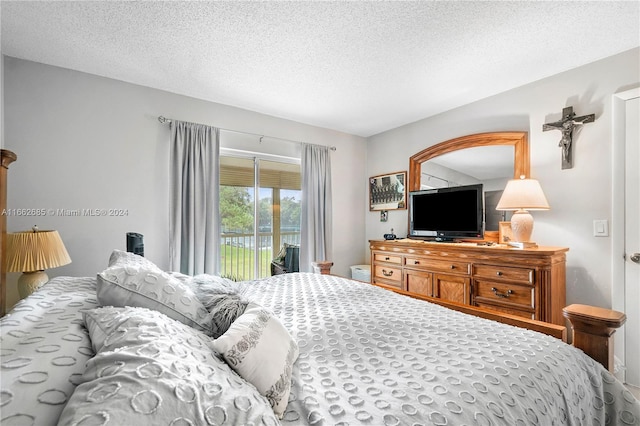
[[220, 244, 273, 281]]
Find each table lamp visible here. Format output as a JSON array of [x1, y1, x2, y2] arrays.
[[496, 176, 550, 247], [5, 226, 72, 297]]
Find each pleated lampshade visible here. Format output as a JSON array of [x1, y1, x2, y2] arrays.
[[5, 227, 71, 298], [5, 229, 71, 272]]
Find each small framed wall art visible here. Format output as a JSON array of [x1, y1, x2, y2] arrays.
[[369, 171, 407, 211]]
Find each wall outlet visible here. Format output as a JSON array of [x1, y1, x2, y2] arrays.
[[593, 220, 609, 237]]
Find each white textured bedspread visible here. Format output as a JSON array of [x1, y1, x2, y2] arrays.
[[1, 273, 639, 425], [242, 273, 640, 425], [1, 277, 97, 425]]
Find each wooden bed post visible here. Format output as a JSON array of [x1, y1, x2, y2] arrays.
[[1, 149, 18, 317], [563, 304, 626, 372], [312, 261, 333, 275]]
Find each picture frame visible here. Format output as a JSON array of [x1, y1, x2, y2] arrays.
[[369, 171, 407, 211], [499, 221, 513, 244]]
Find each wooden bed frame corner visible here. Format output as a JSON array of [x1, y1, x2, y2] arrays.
[[563, 304, 626, 372], [312, 261, 334, 275]]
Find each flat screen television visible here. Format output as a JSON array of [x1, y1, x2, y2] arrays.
[[409, 184, 484, 241]]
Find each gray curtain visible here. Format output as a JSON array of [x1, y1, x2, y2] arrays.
[[300, 144, 332, 272], [169, 120, 220, 275]]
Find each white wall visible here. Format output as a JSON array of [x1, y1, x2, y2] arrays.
[[367, 48, 640, 309], [3, 57, 367, 309]]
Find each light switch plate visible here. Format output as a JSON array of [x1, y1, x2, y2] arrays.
[[593, 219, 609, 237]]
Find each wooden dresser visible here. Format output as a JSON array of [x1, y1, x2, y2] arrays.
[[370, 239, 568, 325]]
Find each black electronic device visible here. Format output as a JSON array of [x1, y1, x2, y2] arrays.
[[408, 184, 484, 242], [126, 232, 144, 257], [383, 228, 397, 240]]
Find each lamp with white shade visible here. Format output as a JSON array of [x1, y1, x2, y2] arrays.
[[496, 176, 550, 247], [5, 226, 72, 297]]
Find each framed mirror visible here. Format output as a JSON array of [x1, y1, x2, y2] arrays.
[[419, 145, 514, 189], [409, 132, 529, 190], [408, 132, 529, 234]]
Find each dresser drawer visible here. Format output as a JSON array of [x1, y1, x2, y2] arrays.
[[373, 264, 402, 283], [473, 264, 534, 284], [474, 280, 534, 309], [369, 239, 568, 325], [373, 252, 402, 265], [405, 257, 470, 275]]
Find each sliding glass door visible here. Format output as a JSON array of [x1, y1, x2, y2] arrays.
[[219, 155, 300, 280]]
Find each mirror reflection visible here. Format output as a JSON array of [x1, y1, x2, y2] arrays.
[[420, 145, 514, 231]]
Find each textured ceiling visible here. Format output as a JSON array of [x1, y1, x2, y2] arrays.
[[1, 1, 639, 137]]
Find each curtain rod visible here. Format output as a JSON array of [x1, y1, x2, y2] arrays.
[[158, 116, 336, 151]]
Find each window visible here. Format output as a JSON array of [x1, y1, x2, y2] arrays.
[[219, 155, 301, 280]]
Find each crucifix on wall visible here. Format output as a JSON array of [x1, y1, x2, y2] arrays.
[[542, 106, 595, 169]]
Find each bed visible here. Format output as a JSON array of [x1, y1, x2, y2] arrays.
[[1, 251, 638, 426]]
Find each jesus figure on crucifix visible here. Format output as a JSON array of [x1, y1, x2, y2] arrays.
[[543, 106, 595, 169], [557, 120, 576, 164]]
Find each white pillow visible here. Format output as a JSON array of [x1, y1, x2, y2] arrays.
[[96, 264, 212, 333], [58, 306, 280, 425], [108, 249, 161, 270], [210, 303, 299, 418]]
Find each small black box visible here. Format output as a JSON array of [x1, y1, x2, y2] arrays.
[[126, 232, 144, 257]]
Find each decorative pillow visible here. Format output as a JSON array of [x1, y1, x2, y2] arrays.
[[210, 302, 299, 418], [107, 249, 161, 270], [96, 264, 212, 333], [190, 274, 238, 307], [168, 270, 192, 283], [190, 274, 250, 338], [58, 306, 280, 425]]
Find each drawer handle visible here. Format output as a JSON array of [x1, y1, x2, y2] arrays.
[[413, 260, 420, 265], [382, 269, 394, 277], [450, 265, 455, 270], [385, 257, 390, 261], [491, 287, 513, 298], [496, 271, 503, 276]]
